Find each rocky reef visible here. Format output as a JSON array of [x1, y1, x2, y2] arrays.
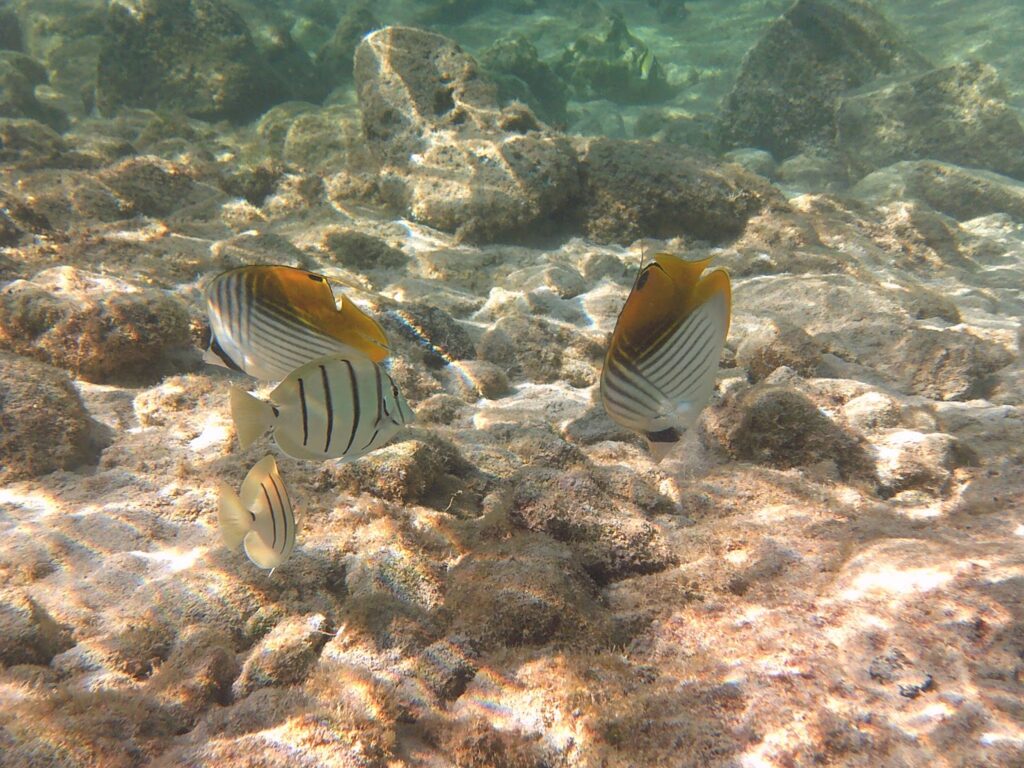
[[0, 1, 1022, 766]]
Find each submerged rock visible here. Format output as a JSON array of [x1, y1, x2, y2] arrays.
[[0, 5, 22, 52], [575, 137, 783, 244], [232, 614, 329, 699], [95, 0, 299, 122], [719, 0, 928, 157], [0, 50, 68, 131], [555, 13, 672, 104], [837, 61, 1024, 181], [479, 34, 569, 125], [0, 586, 72, 665], [0, 351, 104, 482], [354, 26, 580, 242], [873, 429, 974, 498], [315, 4, 380, 87], [0, 266, 193, 384]]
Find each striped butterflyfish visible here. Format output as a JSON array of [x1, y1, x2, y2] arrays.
[[204, 265, 390, 381], [599, 252, 731, 463], [230, 349, 415, 462], [217, 454, 296, 570]]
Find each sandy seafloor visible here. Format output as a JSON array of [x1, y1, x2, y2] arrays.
[[1, 0, 1024, 766]]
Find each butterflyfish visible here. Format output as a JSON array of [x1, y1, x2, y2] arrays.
[[230, 349, 415, 462], [204, 265, 390, 381], [600, 252, 731, 462], [217, 454, 296, 570]]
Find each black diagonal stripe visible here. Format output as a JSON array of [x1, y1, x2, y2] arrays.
[[262, 483, 278, 549], [343, 360, 360, 455], [320, 364, 334, 453], [268, 473, 288, 554], [298, 377, 309, 446], [373, 365, 383, 426]]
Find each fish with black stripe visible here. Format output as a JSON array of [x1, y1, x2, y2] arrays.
[[230, 349, 415, 462], [600, 252, 731, 462], [217, 455, 296, 570], [204, 264, 390, 381]]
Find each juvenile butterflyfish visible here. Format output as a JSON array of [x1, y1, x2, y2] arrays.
[[599, 252, 731, 462], [204, 264, 390, 381], [217, 455, 296, 570], [230, 349, 415, 462]]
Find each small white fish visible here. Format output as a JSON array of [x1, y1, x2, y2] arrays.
[[230, 349, 415, 462], [217, 455, 296, 570]]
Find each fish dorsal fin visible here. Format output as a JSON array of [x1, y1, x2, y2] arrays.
[[239, 454, 277, 511], [653, 252, 713, 287], [255, 266, 392, 363]]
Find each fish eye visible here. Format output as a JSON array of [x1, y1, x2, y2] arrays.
[[392, 383, 400, 397], [636, 270, 650, 290]]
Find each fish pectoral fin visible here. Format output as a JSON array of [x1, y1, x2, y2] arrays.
[[230, 386, 275, 450], [217, 482, 252, 550], [243, 532, 283, 570]]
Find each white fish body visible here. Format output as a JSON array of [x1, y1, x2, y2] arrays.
[[230, 350, 415, 462], [217, 455, 296, 569]]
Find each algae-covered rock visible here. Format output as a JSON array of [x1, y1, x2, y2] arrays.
[[0, 266, 193, 384], [98, 155, 226, 218], [837, 61, 1024, 181], [148, 625, 237, 723], [702, 382, 874, 479], [0, 5, 22, 52], [315, 4, 379, 87], [0, 586, 72, 665], [555, 13, 672, 104], [873, 429, 974, 498], [719, 0, 929, 157], [95, 0, 294, 122], [0, 51, 68, 131], [735, 320, 823, 382], [321, 228, 408, 271], [354, 26, 580, 242], [0, 351, 103, 482], [233, 614, 329, 699], [575, 137, 783, 244], [382, 302, 475, 368], [445, 533, 611, 649], [479, 34, 569, 125]]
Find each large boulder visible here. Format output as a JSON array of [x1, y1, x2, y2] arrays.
[[95, 0, 309, 122], [0, 351, 103, 482], [837, 61, 1024, 181], [0, 51, 68, 130], [719, 0, 928, 157], [353, 26, 580, 242], [852, 160, 1024, 223], [574, 137, 785, 244], [0, 266, 194, 384]]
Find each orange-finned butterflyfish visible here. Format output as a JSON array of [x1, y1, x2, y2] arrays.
[[204, 265, 391, 381], [600, 252, 731, 462]]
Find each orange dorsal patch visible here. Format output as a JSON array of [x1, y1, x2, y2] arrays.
[[249, 266, 391, 362], [609, 252, 728, 360]]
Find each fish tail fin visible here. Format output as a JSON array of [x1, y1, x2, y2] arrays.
[[230, 386, 274, 450], [217, 481, 252, 549], [644, 427, 682, 464]]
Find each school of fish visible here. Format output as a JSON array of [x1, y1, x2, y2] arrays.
[[207, 254, 731, 570]]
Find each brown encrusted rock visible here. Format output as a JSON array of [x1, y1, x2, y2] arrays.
[[98, 155, 226, 218], [884, 328, 1012, 402], [445, 533, 611, 649], [0, 351, 103, 482], [478, 314, 603, 384], [0, 117, 66, 167], [511, 467, 676, 585], [149, 625, 238, 724], [574, 137, 784, 244], [736, 320, 823, 382], [414, 636, 479, 701], [0, 586, 72, 666], [321, 228, 408, 270], [232, 614, 330, 699], [0, 266, 193, 384], [851, 160, 1024, 222], [354, 26, 580, 243], [701, 382, 875, 479], [718, 0, 929, 157], [836, 61, 1024, 181], [873, 429, 976, 498], [0, 51, 69, 131], [330, 439, 448, 504]]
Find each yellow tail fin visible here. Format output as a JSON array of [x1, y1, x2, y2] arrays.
[[217, 481, 252, 550], [230, 386, 275, 450]]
